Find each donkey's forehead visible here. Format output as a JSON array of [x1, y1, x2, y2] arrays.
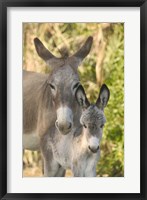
[[50, 65, 79, 84], [81, 105, 106, 124], [86, 105, 101, 114]]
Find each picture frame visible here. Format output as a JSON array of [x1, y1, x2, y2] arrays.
[[0, 0, 147, 199]]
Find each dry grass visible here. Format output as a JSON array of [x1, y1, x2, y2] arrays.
[[23, 167, 73, 177]]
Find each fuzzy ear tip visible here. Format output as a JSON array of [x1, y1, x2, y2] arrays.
[[88, 36, 93, 41], [101, 84, 109, 91], [87, 36, 93, 45], [34, 37, 41, 45], [101, 84, 110, 98]]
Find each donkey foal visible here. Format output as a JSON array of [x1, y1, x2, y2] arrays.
[[42, 84, 110, 177]]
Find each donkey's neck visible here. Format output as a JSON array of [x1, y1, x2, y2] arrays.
[[24, 74, 56, 135], [36, 80, 57, 136]]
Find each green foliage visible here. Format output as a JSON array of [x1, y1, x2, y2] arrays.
[[97, 24, 124, 177], [23, 23, 124, 177]]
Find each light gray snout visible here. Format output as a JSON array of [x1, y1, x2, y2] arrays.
[[88, 136, 100, 153], [56, 106, 73, 135], [55, 120, 72, 135]]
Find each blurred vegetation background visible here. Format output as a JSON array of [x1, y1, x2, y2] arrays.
[[23, 23, 124, 177]]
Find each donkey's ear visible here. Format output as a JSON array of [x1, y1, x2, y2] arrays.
[[96, 84, 110, 110], [34, 38, 56, 61], [74, 36, 93, 59], [34, 38, 65, 68], [70, 37, 93, 68], [75, 85, 90, 109]]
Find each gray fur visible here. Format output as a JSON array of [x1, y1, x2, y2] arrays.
[[42, 84, 110, 177], [23, 37, 93, 151]]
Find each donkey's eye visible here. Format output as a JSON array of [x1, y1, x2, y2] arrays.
[[100, 124, 104, 128], [49, 83, 55, 90], [83, 124, 87, 128]]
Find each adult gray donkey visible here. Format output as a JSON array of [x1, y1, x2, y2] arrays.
[[23, 37, 93, 167]]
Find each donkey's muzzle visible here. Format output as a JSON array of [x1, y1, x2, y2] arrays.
[[55, 120, 72, 135], [56, 106, 73, 135], [88, 145, 99, 153]]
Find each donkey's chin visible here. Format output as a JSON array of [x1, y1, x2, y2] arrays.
[[55, 121, 72, 135], [55, 125, 71, 135], [57, 129, 71, 135]]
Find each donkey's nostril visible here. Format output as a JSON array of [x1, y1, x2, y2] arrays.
[[88, 146, 99, 153], [55, 121, 71, 133], [68, 123, 72, 130]]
